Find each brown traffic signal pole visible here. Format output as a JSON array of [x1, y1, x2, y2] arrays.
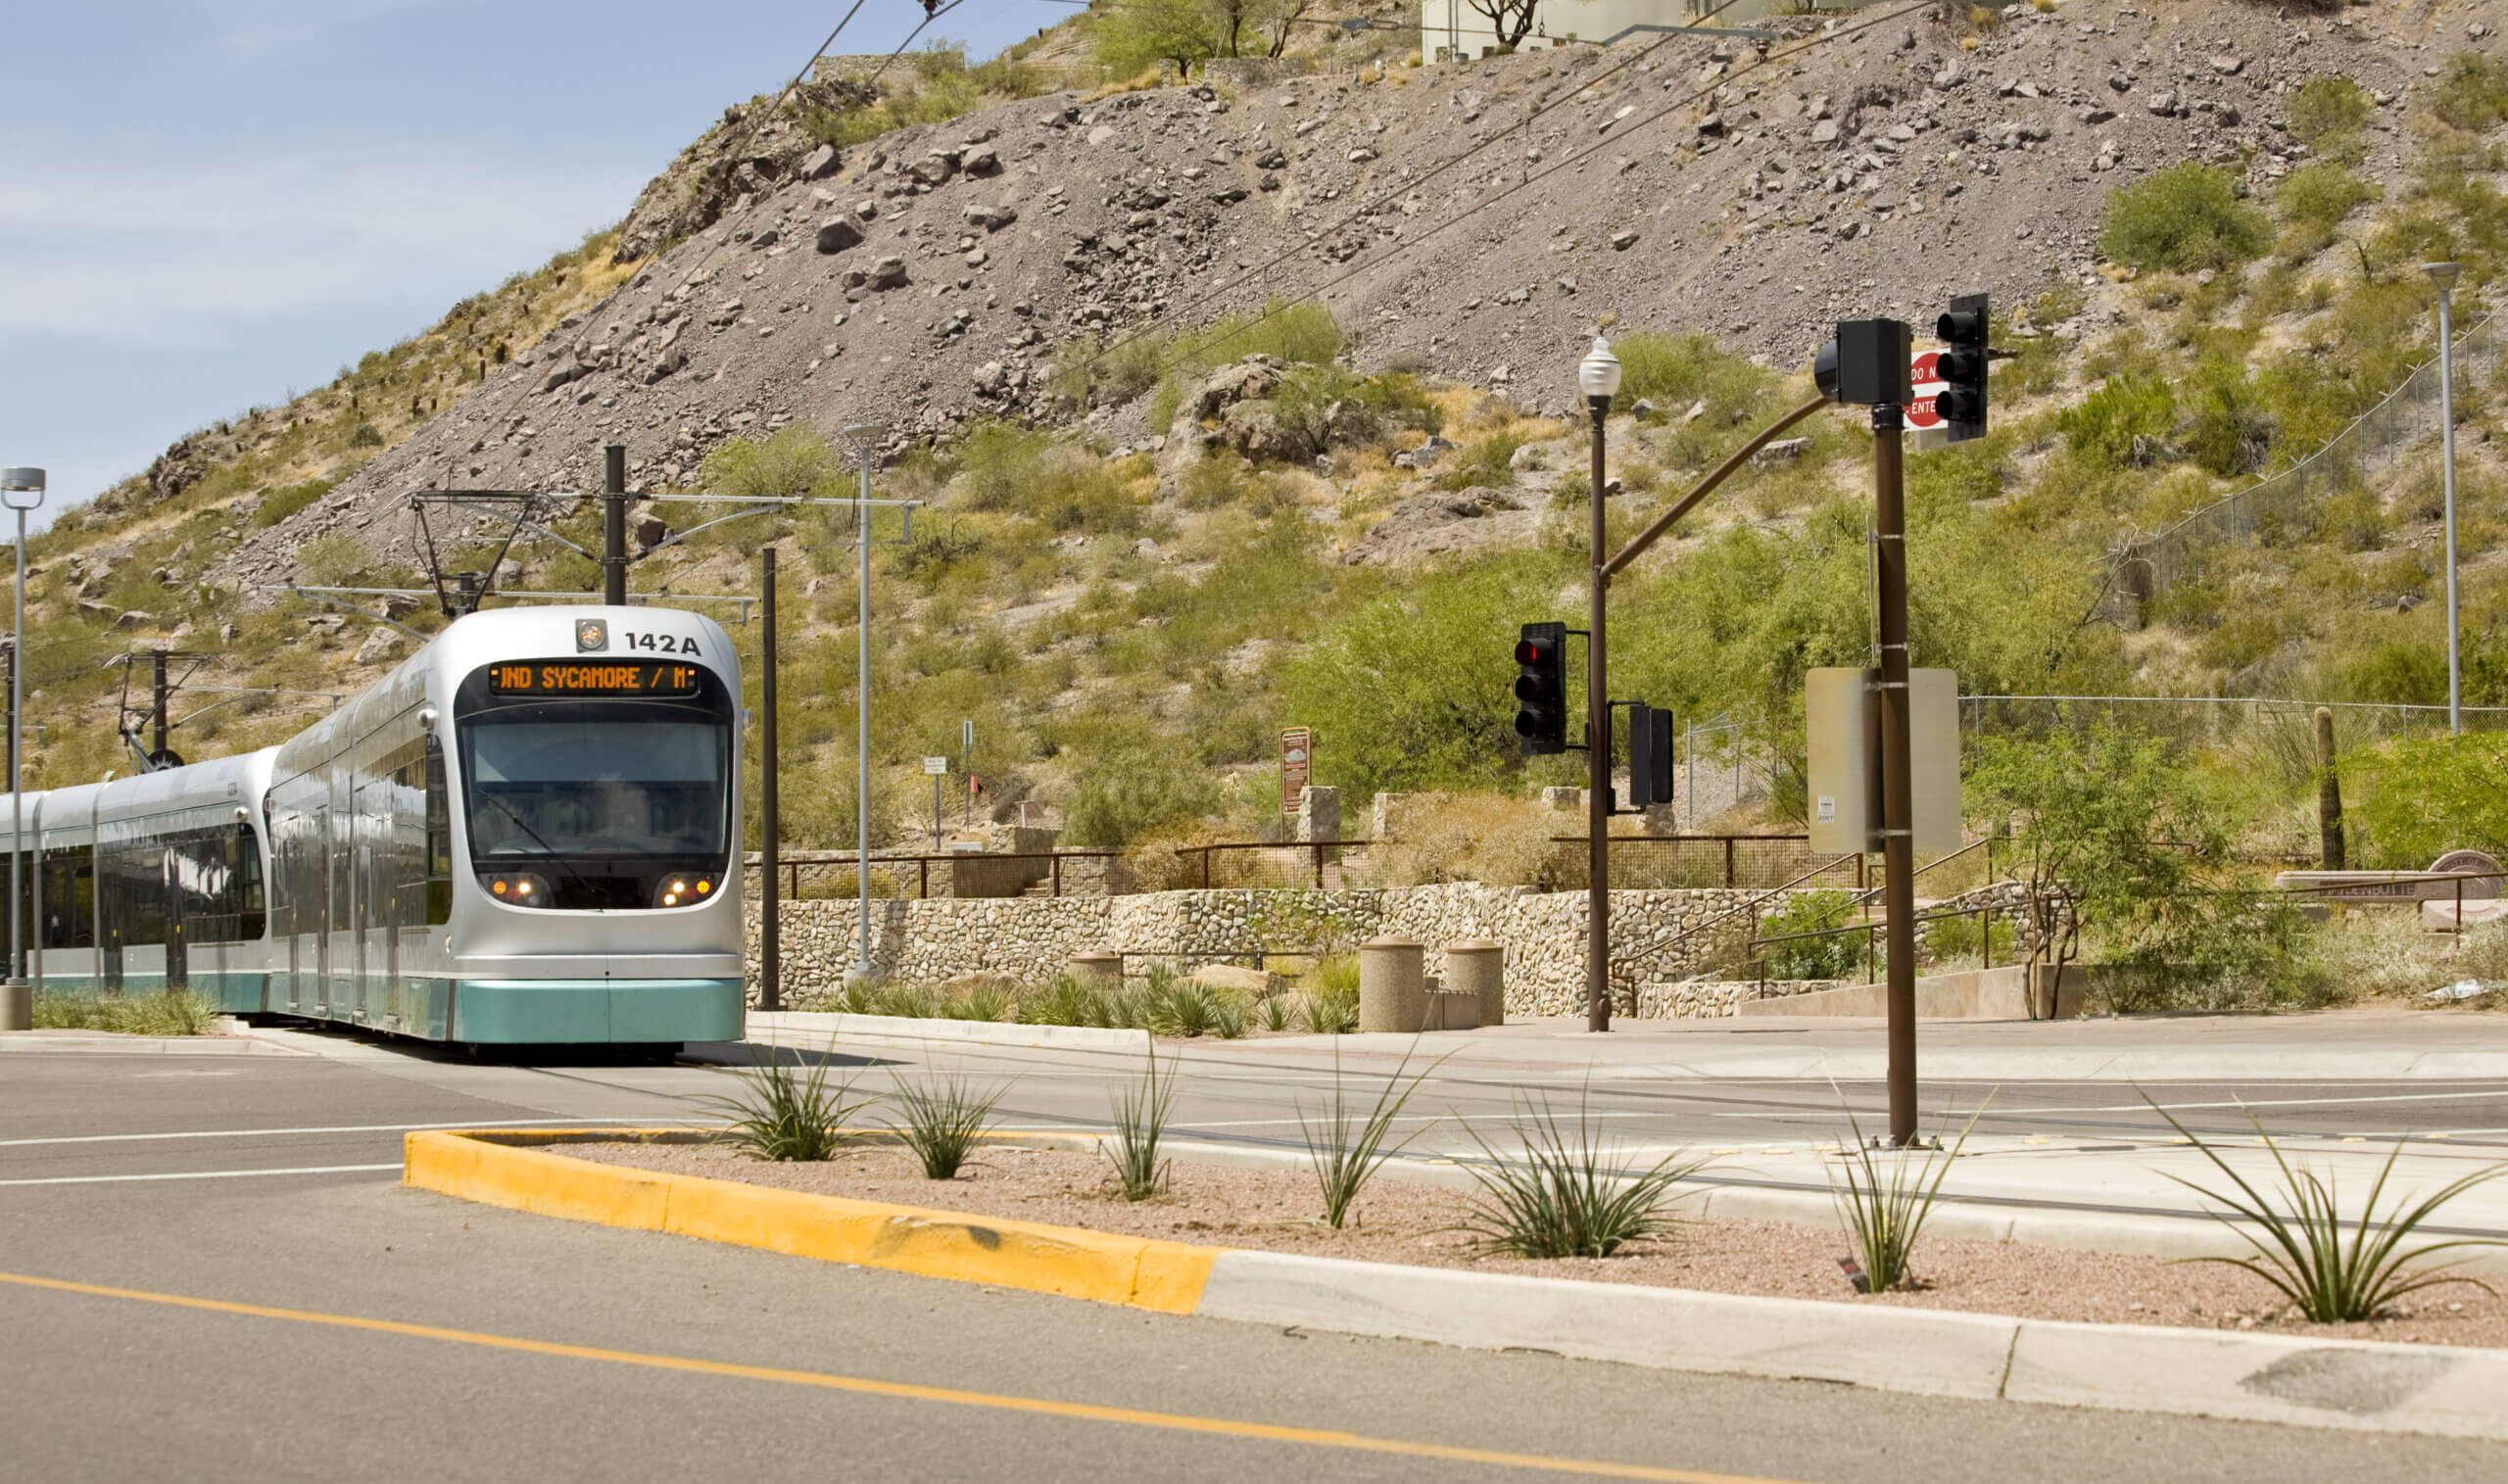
[[1872, 403, 1918, 1147]]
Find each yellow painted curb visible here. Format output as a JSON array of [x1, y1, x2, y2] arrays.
[[404, 1130, 1219, 1316]]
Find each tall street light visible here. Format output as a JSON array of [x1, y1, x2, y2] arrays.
[[2423, 262, 2465, 736], [1577, 337, 1621, 1033], [1, 466, 41, 1033]]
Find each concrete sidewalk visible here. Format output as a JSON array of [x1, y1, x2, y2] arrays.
[[1212, 1007, 2508, 1082]]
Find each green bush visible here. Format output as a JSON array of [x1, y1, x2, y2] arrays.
[[2288, 75, 2373, 163], [1092, 0, 1216, 74], [2180, 357, 2272, 478], [253, 478, 333, 528], [2057, 373, 2178, 468], [1612, 331, 1773, 419], [2098, 164, 2271, 273], [2431, 52, 2508, 132], [1758, 890, 1867, 981], [1431, 430, 1529, 492], [298, 532, 370, 587], [700, 425, 847, 501], [2278, 164, 2377, 238], [2346, 733, 2508, 868], [1062, 747, 1222, 846]]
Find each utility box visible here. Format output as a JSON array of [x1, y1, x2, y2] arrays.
[[1820, 318, 1913, 407], [1806, 667, 1960, 857]]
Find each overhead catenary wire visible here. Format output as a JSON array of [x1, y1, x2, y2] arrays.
[[1118, 0, 1937, 387], [435, 0, 965, 502], [1057, 0, 1752, 384]]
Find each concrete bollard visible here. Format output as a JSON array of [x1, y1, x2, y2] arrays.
[[1358, 936, 1427, 1033], [0, 978, 28, 1032], [1444, 938, 1504, 1029], [1068, 952, 1124, 990]]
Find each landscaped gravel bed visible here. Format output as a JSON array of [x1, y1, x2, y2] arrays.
[[562, 1138, 2508, 1349]]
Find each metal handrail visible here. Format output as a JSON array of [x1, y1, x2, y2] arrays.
[[1608, 834, 2002, 991]]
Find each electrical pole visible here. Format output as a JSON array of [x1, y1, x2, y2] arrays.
[[2424, 264, 2464, 735], [1585, 399, 1612, 1033], [759, 547, 781, 1014], [151, 650, 169, 761], [603, 444, 629, 607], [1873, 401, 1919, 1148]]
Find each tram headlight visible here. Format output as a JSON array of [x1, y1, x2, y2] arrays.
[[653, 875, 715, 909], [481, 872, 553, 906]]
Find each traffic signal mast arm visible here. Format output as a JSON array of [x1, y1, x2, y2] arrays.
[[1598, 395, 1830, 582]]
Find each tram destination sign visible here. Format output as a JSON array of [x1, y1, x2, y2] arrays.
[[488, 660, 703, 698]]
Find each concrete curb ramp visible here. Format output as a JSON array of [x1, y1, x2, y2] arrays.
[[406, 1128, 2508, 1442], [404, 1130, 1210, 1313]]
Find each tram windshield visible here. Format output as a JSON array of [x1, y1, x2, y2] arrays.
[[454, 663, 734, 890]]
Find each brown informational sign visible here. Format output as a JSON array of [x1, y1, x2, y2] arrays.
[[1279, 727, 1312, 818]]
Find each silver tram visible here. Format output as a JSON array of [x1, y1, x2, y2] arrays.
[[4, 605, 746, 1046]]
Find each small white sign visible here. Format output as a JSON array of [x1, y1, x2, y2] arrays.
[[1816, 795, 1836, 824], [922, 756, 948, 775]]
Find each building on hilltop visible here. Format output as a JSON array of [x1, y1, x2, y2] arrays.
[[1418, 0, 1872, 63]]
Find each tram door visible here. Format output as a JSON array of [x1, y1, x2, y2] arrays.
[[163, 849, 187, 991], [280, 823, 307, 1014], [312, 805, 332, 1015]]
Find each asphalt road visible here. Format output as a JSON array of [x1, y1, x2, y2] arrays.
[[9, 1041, 2508, 1482]]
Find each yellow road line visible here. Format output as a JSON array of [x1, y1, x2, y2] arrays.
[[0, 1269, 1799, 1484]]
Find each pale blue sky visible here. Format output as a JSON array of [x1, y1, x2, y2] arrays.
[[0, 1, 1056, 528]]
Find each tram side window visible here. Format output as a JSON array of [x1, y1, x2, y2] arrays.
[[41, 845, 93, 949]]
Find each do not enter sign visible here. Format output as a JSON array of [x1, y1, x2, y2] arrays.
[[1907, 350, 1948, 430]]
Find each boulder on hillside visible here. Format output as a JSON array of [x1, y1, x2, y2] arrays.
[[865, 256, 909, 290], [814, 217, 864, 254]]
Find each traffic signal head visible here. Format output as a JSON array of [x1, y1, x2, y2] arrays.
[[1513, 621, 1567, 755], [1933, 292, 1989, 443], [1815, 319, 1912, 407]]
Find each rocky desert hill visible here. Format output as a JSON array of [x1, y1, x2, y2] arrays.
[[23, 0, 2508, 857]]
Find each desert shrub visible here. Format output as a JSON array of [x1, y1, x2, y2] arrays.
[[2181, 357, 2272, 477], [2431, 52, 2508, 133], [2278, 165, 2377, 247], [1367, 792, 1568, 888], [2289, 75, 2373, 163], [2098, 164, 2270, 273], [1612, 330, 1774, 421], [2325, 635, 2448, 708], [1269, 366, 1439, 456], [2057, 373, 2178, 468], [253, 478, 333, 528], [1283, 554, 1564, 797], [297, 532, 371, 587], [1431, 429, 1529, 492], [1757, 889, 1865, 981], [2345, 733, 2508, 868], [1063, 752, 1223, 847], [1092, 0, 1217, 75], [701, 425, 847, 502]]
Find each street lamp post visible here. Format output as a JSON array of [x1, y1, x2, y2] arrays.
[[2424, 262, 2465, 736], [1577, 338, 1621, 1033], [1, 466, 43, 1033]]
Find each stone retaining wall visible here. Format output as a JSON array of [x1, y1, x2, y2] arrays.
[[747, 883, 1809, 1018]]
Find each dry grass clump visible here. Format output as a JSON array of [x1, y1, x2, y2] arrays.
[[2319, 912, 2508, 1000], [1367, 791, 1569, 888]]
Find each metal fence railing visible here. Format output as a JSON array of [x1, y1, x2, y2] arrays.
[[746, 849, 1124, 901], [1549, 834, 1866, 890], [2098, 307, 2500, 627]]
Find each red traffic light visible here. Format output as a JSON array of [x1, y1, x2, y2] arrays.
[[1514, 636, 1554, 665]]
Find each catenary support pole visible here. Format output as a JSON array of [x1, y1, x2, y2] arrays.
[[758, 548, 781, 1014], [2438, 285, 2462, 736], [1586, 396, 1612, 1032], [151, 649, 169, 760], [1873, 403, 1918, 1147], [603, 445, 629, 607], [8, 520, 21, 988], [851, 432, 877, 982]]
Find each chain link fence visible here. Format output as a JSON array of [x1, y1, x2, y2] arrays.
[[2098, 308, 2501, 627]]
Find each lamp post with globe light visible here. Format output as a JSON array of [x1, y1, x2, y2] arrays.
[[1578, 338, 1621, 1032], [1, 466, 42, 1031]]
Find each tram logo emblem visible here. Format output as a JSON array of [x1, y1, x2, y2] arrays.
[[575, 619, 610, 653]]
